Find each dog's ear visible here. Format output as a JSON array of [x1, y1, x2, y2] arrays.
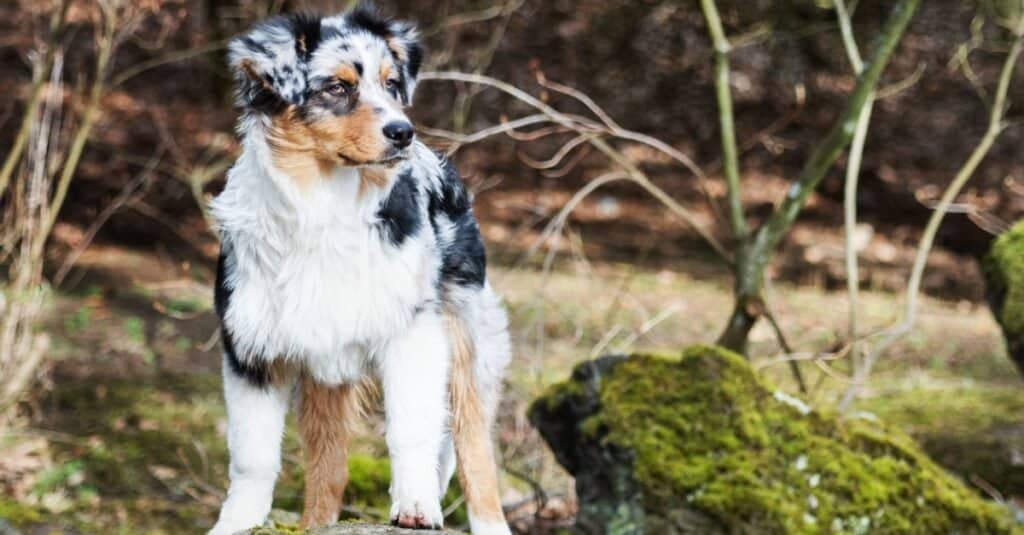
[[386, 20, 423, 105], [228, 14, 320, 113], [345, 4, 423, 105]]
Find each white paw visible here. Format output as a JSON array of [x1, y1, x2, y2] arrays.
[[389, 496, 444, 530], [469, 515, 513, 535]]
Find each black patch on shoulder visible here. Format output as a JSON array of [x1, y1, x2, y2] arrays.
[[440, 216, 487, 288], [215, 247, 270, 388], [377, 170, 422, 246], [429, 160, 486, 288], [430, 159, 472, 216]]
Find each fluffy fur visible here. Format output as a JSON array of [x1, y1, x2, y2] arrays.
[[208, 6, 511, 535]]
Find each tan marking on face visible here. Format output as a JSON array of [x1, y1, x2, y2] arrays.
[[379, 62, 394, 88], [306, 104, 388, 166], [299, 375, 360, 528], [335, 64, 360, 86], [446, 310, 507, 524], [265, 108, 334, 188]]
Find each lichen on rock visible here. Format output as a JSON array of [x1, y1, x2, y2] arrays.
[[529, 345, 1015, 534], [984, 219, 1024, 375]]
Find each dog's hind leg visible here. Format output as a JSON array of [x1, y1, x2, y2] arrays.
[[299, 375, 359, 528], [448, 287, 512, 535], [210, 357, 294, 535]]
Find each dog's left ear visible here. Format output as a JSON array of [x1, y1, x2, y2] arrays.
[[385, 20, 423, 105], [229, 15, 320, 114]]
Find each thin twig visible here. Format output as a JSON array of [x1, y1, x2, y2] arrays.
[[110, 39, 226, 87], [32, 1, 120, 261], [0, 0, 69, 199], [52, 146, 164, 286], [833, 0, 874, 397], [763, 306, 808, 394], [420, 71, 731, 261], [718, 0, 920, 353], [840, 8, 1024, 410], [699, 0, 748, 243]]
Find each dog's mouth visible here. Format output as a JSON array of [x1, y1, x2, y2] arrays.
[[337, 148, 409, 168]]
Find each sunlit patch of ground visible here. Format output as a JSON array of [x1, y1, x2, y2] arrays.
[[0, 244, 1018, 533]]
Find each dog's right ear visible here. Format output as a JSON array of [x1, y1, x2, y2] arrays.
[[229, 14, 319, 114]]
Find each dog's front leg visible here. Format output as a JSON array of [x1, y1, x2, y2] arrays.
[[380, 310, 450, 529], [210, 357, 293, 535]]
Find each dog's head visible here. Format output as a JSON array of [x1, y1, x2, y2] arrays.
[[229, 6, 422, 169]]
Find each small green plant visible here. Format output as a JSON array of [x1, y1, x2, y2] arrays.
[[64, 306, 91, 334], [122, 317, 145, 345], [31, 459, 84, 496], [164, 296, 210, 315]]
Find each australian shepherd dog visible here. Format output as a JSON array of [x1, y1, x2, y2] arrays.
[[208, 6, 511, 534]]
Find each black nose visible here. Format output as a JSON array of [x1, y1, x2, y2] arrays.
[[383, 121, 414, 148]]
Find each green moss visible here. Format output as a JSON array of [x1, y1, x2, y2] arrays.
[[0, 499, 44, 525], [277, 453, 468, 526], [985, 219, 1024, 367], [558, 345, 1015, 534], [863, 385, 1024, 496]]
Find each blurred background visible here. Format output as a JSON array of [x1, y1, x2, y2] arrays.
[[1, 0, 1024, 533]]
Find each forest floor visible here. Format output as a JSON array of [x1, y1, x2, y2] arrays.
[[0, 241, 1021, 534]]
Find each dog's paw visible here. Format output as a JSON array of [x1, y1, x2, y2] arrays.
[[389, 499, 444, 530], [468, 516, 513, 535], [208, 519, 258, 535]]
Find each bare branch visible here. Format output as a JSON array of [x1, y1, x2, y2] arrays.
[[0, 1, 69, 199], [718, 0, 920, 354], [699, 0, 748, 243], [839, 8, 1024, 410], [419, 71, 730, 261]]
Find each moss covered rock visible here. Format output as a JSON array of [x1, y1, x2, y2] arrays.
[[863, 385, 1024, 499], [529, 346, 1015, 534], [984, 219, 1024, 375]]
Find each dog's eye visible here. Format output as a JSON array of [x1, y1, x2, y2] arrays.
[[325, 81, 351, 96], [385, 79, 400, 95]]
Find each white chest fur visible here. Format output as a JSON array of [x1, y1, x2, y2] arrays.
[[212, 145, 438, 383]]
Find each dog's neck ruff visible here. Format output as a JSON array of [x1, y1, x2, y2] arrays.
[[210, 127, 438, 383], [218, 121, 395, 232]]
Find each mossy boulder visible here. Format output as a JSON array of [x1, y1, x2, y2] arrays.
[[863, 386, 1024, 498], [984, 219, 1024, 375], [529, 345, 1015, 534]]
